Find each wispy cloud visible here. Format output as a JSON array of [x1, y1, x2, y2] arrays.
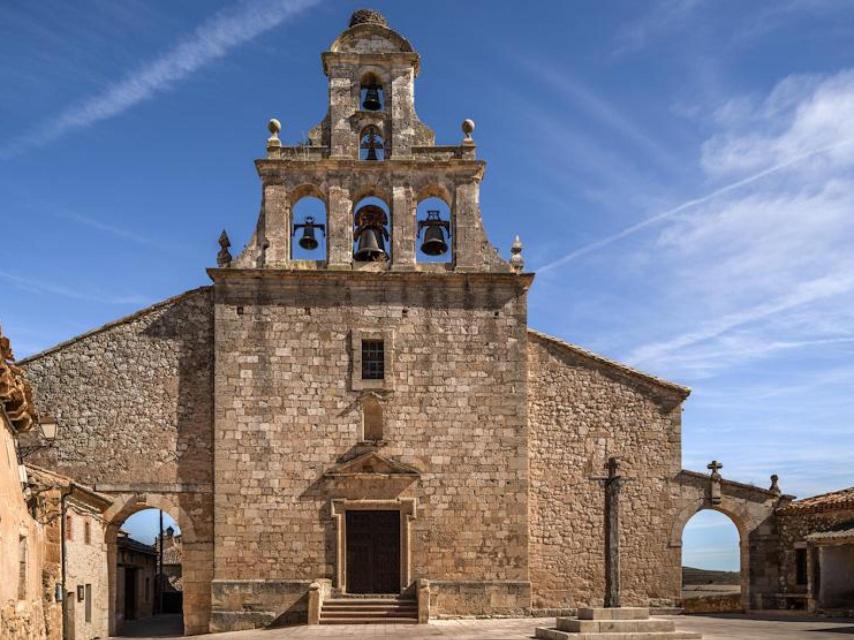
[[0, 0, 318, 157], [626, 271, 854, 367], [54, 210, 171, 250], [613, 0, 703, 55], [535, 135, 854, 274], [0, 270, 151, 306]]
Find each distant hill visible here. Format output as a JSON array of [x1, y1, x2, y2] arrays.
[[682, 566, 740, 585]]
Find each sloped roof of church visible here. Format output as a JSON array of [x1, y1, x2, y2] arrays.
[[777, 486, 854, 515], [528, 328, 691, 399]]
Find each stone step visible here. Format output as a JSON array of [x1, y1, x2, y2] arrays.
[[535, 628, 701, 640], [557, 618, 676, 633], [322, 605, 418, 612], [320, 616, 418, 624], [323, 598, 415, 605], [578, 607, 650, 621], [322, 608, 418, 616]]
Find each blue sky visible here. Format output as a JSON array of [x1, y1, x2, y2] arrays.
[[2, 1, 853, 571]]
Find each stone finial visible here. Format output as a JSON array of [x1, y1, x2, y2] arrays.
[[217, 230, 232, 268], [769, 474, 781, 495], [462, 118, 476, 144], [510, 235, 524, 272], [349, 9, 388, 28], [267, 118, 281, 148]]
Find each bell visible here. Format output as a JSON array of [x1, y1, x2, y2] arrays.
[[420, 224, 448, 256], [362, 85, 382, 111], [293, 216, 325, 252], [354, 227, 386, 261], [418, 210, 450, 256], [299, 225, 318, 250]]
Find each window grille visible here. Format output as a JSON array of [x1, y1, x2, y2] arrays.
[[361, 340, 385, 379]]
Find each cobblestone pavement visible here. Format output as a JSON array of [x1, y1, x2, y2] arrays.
[[111, 613, 854, 639]]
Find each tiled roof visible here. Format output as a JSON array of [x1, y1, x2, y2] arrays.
[[807, 522, 854, 542], [777, 487, 854, 515]]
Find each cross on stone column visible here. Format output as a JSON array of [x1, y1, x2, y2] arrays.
[[602, 457, 625, 608], [707, 459, 723, 505]]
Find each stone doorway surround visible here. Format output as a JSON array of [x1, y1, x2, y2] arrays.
[[330, 498, 416, 593]]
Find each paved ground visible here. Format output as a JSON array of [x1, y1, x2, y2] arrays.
[[110, 613, 854, 639]]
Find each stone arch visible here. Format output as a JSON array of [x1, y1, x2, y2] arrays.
[[289, 183, 327, 206], [102, 492, 211, 636], [351, 184, 392, 207], [672, 470, 784, 611], [415, 182, 453, 207]]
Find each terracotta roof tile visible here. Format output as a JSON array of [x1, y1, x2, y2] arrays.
[[777, 487, 854, 515]]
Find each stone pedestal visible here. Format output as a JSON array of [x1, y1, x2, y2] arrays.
[[535, 607, 702, 640]]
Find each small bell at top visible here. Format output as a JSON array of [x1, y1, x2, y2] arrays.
[[363, 84, 382, 111], [418, 210, 450, 256], [293, 216, 326, 252]]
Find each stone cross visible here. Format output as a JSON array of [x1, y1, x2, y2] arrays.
[[707, 459, 723, 505], [591, 456, 627, 608]]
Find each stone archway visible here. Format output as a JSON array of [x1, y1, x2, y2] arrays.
[[672, 469, 785, 610], [102, 492, 212, 636]]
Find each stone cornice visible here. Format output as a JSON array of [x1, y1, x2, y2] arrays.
[[255, 157, 485, 181], [207, 267, 534, 290]]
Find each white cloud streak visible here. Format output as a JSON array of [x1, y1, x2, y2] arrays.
[[0, 0, 318, 157], [0, 270, 151, 306], [535, 136, 854, 274]]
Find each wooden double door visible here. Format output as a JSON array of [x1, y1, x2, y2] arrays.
[[346, 510, 401, 594]]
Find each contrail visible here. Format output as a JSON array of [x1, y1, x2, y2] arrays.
[[0, 0, 319, 158], [536, 137, 854, 274]]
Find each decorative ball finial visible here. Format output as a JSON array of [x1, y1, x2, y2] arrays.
[[267, 118, 281, 148], [510, 235, 524, 273], [349, 9, 388, 28], [462, 118, 476, 143], [769, 474, 781, 495]]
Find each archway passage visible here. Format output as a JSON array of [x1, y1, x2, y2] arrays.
[[109, 508, 184, 637], [681, 510, 742, 613]]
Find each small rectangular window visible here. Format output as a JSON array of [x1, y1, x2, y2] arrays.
[[66, 515, 73, 541], [795, 548, 808, 585], [84, 520, 91, 545], [85, 584, 92, 622], [18, 536, 27, 600], [361, 339, 384, 380]]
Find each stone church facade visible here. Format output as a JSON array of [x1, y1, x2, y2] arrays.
[[18, 10, 806, 634]]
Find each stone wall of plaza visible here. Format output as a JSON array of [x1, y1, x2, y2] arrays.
[[526, 330, 689, 612], [21, 288, 216, 635], [0, 419, 49, 640], [63, 497, 109, 640], [210, 271, 532, 629]]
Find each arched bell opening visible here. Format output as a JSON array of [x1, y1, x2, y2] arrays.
[[353, 196, 391, 263], [359, 72, 384, 111], [291, 195, 328, 261], [416, 196, 452, 263], [107, 507, 184, 637], [680, 509, 743, 612], [359, 125, 385, 161]]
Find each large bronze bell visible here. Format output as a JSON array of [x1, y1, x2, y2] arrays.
[[362, 85, 382, 111], [353, 204, 389, 261], [354, 227, 386, 260], [418, 210, 450, 256], [293, 216, 325, 252]]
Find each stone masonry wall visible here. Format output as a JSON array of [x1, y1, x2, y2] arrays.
[[212, 272, 530, 627], [20, 288, 215, 634], [527, 332, 686, 611]]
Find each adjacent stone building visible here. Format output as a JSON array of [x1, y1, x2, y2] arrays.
[[774, 488, 854, 613], [16, 8, 847, 635]]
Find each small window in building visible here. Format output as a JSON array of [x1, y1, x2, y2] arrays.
[[85, 584, 92, 622], [65, 515, 72, 540], [17, 536, 27, 600], [361, 340, 385, 380], [796, 547, 808, 585], [84, 520, 91, 545]]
